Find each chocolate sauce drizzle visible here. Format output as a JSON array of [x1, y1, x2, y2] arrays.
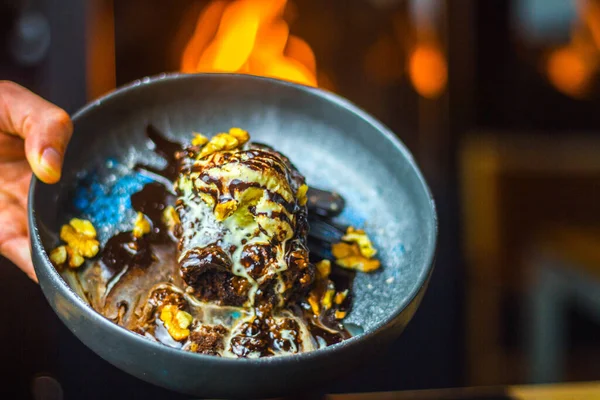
[[96, 125, 355, 351], [138, 125, 182, 182], [99, 125, 181, 278]]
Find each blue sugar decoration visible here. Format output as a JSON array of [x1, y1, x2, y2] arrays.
[[71, 161, 154, 231], [73, 195, 89, 210]]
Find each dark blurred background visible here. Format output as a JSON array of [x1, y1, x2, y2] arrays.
[[2, 0, 600, 398]]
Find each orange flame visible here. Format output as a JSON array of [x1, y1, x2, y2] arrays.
[[181, 0, 317, 87], [408, 42, 447, 99]]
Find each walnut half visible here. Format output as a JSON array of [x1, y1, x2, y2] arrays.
[[51, 218, 100, 268], [197, 128, 250, 159], [331, 226, 380, 273], [160, 305, 193, 341]]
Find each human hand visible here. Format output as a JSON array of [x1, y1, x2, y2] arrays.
[[0, 81, 72, 281]]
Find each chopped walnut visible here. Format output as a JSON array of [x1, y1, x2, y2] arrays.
[[133, 212, 151, 238], [162, 206, 180, 233], [54, 218, 100, 268], [49, 245, 67, 266], [334, 290, 348, 305], [191, 132, 209, 146], [315, 259, 331, 279], [198, 134, 236, 159], [228, 127, 250, 145], [66, 246, 85, 268], [308, 281, 336, 315], [296, 184, 308, 206], [160, 305, 193, 341], [331, 227, 380, 273], [60, 218, 98, 257], [321, 287, 335, 311], [332, 242, 380, 272], [214, 199, 238, 221], [67, 218, 97, 239], [197, 128, 250, 159], [341, 227, 377, 258], [308, 293, 320, 315]]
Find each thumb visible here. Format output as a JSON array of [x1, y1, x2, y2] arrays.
[[0, 81, 73, 184]]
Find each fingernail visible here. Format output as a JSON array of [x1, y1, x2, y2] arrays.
[[39, 147, 62, 182]]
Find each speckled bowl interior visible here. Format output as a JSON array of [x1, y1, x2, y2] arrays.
[[29, 73, 437, 398]]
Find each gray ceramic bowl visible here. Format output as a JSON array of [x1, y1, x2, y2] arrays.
[[28, 73, 437, 398]]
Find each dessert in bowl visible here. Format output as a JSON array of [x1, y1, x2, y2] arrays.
[[29, 73, 437, 397]]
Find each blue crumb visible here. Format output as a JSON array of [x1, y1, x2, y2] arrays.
[[71, 161, 153, 231]]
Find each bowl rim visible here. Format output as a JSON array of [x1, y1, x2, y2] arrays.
[[28, 72, 438, 366]]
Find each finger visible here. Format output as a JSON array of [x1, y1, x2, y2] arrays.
[[0, 81, 73, 184], [0, 161, 32, 209], [0, 134, 25, 161], [0, 198, 36, 281], [1, 236, 37, 283]]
